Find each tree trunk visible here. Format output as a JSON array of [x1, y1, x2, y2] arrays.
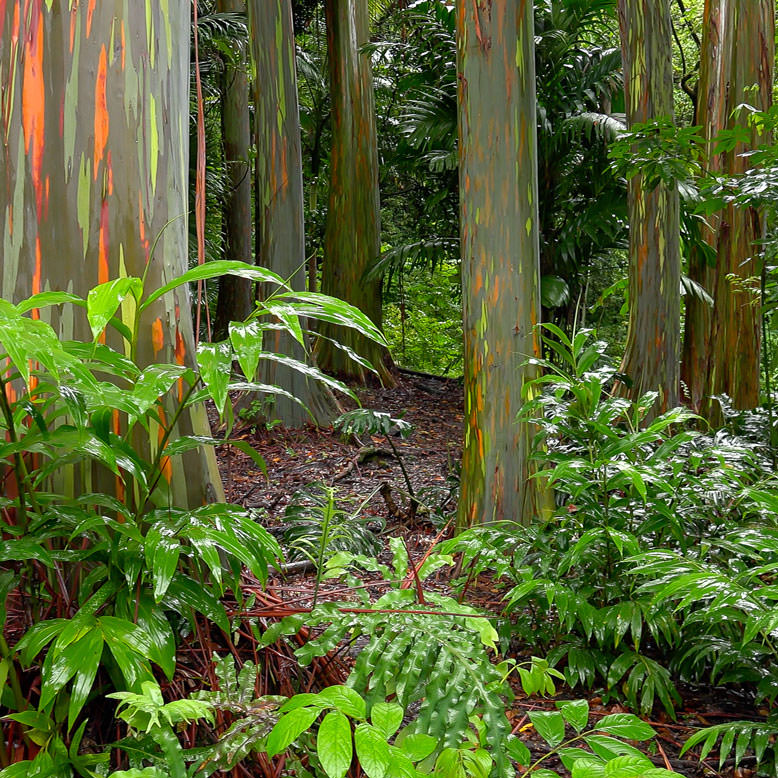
[[680, 0, 727, 411], [0, 0, 224, 507], [455, 0, 543, 527], [705, 0, 774, 418], [317, 0, 394, 386], [617, 0, 681, 413], [213, 0, 254, 342], [247, 0, 339, 426]]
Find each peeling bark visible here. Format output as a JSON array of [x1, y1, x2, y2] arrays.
[[317, 0, 394, 385], [0, 0, 224, 506], [456, 0, 543, 527], [617, 0, 681, 414]]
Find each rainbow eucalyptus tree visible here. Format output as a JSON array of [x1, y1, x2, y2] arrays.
[[456, 0, 543, 527], [247, 0, 338, 426], [680, 0, 727, 412], [0, 0, 224, 506], [705, 0, 774, 416], [213, 0, 254, 341], [317, 0, 394, 385], [617, 0, 681, 413]]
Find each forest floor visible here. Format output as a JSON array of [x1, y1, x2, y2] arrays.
[[212, 371, 754, 778]]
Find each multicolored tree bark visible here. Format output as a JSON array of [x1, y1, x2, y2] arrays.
[[213, 0, 254, 341], [317, 0, 394, 385], [0, 0, 224, 506], [248, 0, 338, 426], [705, 0, 774, 416], [617, 0, 681, 413], [680, 0, 727, 412], [456, 0, 543, 527]]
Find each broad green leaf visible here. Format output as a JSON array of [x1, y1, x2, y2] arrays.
[[506, 736, 531, 767], [603, 755, 654, 777], [86, 278, 142, 339], [571, 759, 606, 778], [17, 291, 83, 313], [584, 735, 646, 762], [529, 710, 566, 747], [316, 685, 366, 719], [144, 528, 180, 601], [355, 723, 390, 778], [141, 261, 288, 311], [131, 365, 189, 418], [163, 577, 229, 633], [0, 540, 54, 566], [266, 706, 320, 757], [370, 702, 404, 738], [279, 694, 322, 713], [557, 699, 590, 733], [400, 733, 437, 762], [595, 714, 655, 741], [16, 619, 69, 665], [229, 320, 265, 381], [317, 710, 353, 778], [197, 340, 232, 411]]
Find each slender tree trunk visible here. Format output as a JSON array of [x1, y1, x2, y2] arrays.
[[0, 0, 224, 507], [455, 0, 543, 527], [705, 0, 774, 417], [317, 0, 394, 385], [213, 0, 254, 341], [680, 0, 727, 411], [617, 0, 681, 413], [247, 0, 339, 426]]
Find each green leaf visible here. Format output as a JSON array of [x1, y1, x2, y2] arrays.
[[163, 577, 229, 633], [355, 723, 390, 778], [603, 755, 655, 776], [140, 261, 288, 311], [316, 685, 367, 719], [40, 627, 102, 710], [67, 628, 104, 730], [400, 733, 437, 762], [266, 706, 320, 758], [86, 278, 142, 339], [541, 275, 570, 308], [317, 710, 353, 778], [145, 527, 180, 601], [371, 702, 404, 738], [16, 291, 83, 314], [529, 710, 566, 748], [595, 714, 655, 741], [571, 759, 606, 778], [506, 735, 531, 767], [584, 735, 646, 762], [557, 699, 590, 733], [197, 340, 232, 411]]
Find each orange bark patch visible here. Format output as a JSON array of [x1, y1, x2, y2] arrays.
[[156, 407, 172, 484], [22, 8, 45, 216], [120, 21, 125, 69], [86, 0, 96, 38], [175, 328, 186, 401], [98, 199, 110, 283], [31, 237, 41, 320], [93, 46, 109, 179], [69, 3, 77, 52], [151, 317, 164, 358]]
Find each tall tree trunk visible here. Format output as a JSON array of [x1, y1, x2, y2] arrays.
[[705, 0, 774, 418], [317, 0, 394, 386], [456, 0, 543, 527], [213, 0, 254, 341], [617, 0, 681, 413], [0, 0, 224, 507], [248, 0, 339, 426], [680, 0, 727, 411]]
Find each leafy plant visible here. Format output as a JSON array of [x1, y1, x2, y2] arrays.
[[441, 326, 769, 716], [0, 261, 388, 774]]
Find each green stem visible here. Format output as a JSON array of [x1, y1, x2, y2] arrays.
[[0, 633, 28, 714], [521, 732, 587, 775]]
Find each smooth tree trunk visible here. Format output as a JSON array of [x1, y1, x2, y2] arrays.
[[617, 0, 681, 413], [248, 0, 339, 426], [0, 0, 224, 506], [705, 0, 774, 417], [680, 0, 727, 411], [317, 0, 394, 385], [213, 0, 254, 341], [456, 0, 543, 527]]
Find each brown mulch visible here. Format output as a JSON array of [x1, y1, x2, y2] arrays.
[[210, 369, 760, 778]]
